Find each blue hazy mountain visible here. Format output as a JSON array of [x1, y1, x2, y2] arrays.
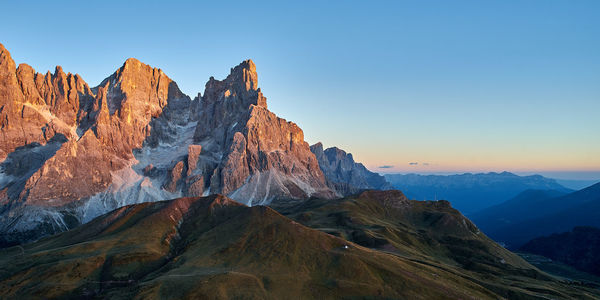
[[555, 179, 600, 190], [471, 182, 600, 249], [470, 189, 571, 232], [384, 172, 571, 213]]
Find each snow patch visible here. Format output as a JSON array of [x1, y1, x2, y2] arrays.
[[80, 161, 179, 223], [0, 206, 70, 233], [0, 169, 14, 190], [228, 169, 318, 206], [79, 121, 199, 223], [134, 121, 197, 169]]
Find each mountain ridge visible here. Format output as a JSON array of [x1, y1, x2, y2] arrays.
[[0, 43, 390, 246], [472, 182, 600, 248], [384, 171, 571, 213], [310, 142, 393, 195]]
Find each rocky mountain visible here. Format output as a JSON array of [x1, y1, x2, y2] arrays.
[[384, 172, 572, 213], [310, 142, 393, 195], [0, 43, 347, 246], [472, 182, 600, 248], [191, 61, 335, 203], [521, 227, 600, 277], [1, 192, 598, 299]]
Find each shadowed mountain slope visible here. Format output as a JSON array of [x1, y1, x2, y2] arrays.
[[472, 182, 600, 248], [471, 189, 570, 235], [273, 190, 600, 299], [521, 226, 600, 277]]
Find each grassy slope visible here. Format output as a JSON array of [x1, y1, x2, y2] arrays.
[[0, 192, 598, 299], [273, 190, 600, 299], [0, 195, 495, 299], [517, 252, 600, 287]]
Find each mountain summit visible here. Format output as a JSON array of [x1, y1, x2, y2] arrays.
[[310, 142, 393, 194], [0, 44, 387, 245], [191, 59, 334, 202]]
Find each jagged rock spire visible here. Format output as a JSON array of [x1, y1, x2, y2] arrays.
[[230, 59, 258, 92]]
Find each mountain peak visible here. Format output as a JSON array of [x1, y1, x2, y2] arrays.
[[310, 142, 324, 154], [201, 59, 266, 109], [97, 56, 184, 104], [123, 57, 142, 66], [108, 57, 169, 83], [0, 43, 20, 105], [235, 59, 256, 71], [228, 59, 258, 91], [54, 65, 66, 77], [117, 57, 154, 78], [311, 143, 394, 195], [0, 42, 10, 59], [0, 42, 16, 72]]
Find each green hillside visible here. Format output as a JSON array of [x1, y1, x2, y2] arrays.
[[0, 192, 598, 299]]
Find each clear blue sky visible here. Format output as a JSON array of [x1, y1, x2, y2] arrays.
[[2, 0, 599, 179]]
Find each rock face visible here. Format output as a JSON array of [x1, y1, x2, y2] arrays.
[[191, 60, 335, 205], [310, 142, 393, 195], [0, 43, 339, 245]]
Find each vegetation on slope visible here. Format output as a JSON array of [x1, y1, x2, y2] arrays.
[[0, 192, 598, 299]]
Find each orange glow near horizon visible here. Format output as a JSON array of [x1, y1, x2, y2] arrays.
[[348, 144, 600, 176]]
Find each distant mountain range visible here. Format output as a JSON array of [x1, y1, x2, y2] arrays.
[[521, 227, 600, 277], [384, 172, 572, 213], [471, 182, 600, 248]]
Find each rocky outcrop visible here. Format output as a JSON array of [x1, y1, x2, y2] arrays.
[[0, 43, 92, 161], [0, 44, 338, 245], [0, 43, 192, 245], [310, 142, 393, 195], [190, 60, 336, 205]]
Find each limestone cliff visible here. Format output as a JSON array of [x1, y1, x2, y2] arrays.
[[192, 60, 335, 205], [310, 142, 393, 195], [0, 44, 338, 245]]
